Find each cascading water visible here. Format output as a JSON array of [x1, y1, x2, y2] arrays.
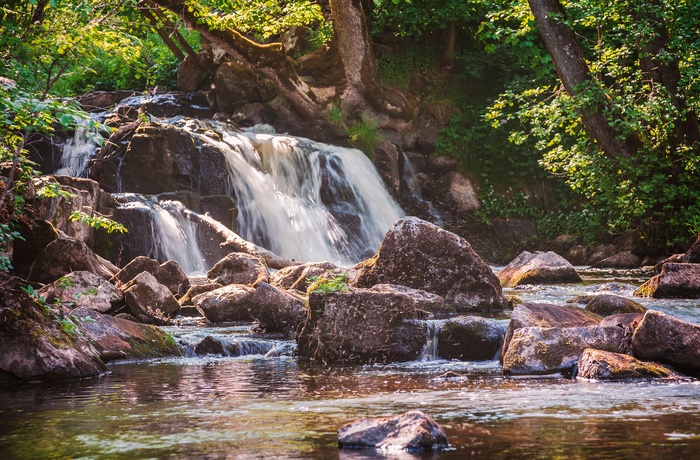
[[173, 119, 404, 266], [421, 319, 444, 361], [114, 194, 206, 275], [55, 117, 101, 177]]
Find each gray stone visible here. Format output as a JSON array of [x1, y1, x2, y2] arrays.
[[248, 282, 306, 333], [498, 251, 582, 288]]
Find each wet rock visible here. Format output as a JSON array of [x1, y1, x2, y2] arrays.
[[248, 282, 306, 333], [577, 349, 679, 380], [374, 139, 400, 193], [71, 307, 182, 362], [338, 410, 448, 452], [584, 294, 646, 317], [179, 283, 223, 306], [232, 102, 276, 126], [434, 171, 480, 213], [498, 251, 582, 288], [297, 285, 428, 364], [113, 256, 190, 296], [269, 261, 338, 291], [634, 263, 700, 298], [0, 274, 106, 381], [356, 217, 507, 312], [590, 251, 641, 269], [683, 234, 700, 263], [599, 313, 644, 329], [437, 316, 505, 361], [501, 303, 601, 361], [631, 310, 700, 377], [77, 90, 136, 112], [193, 284, 256, 323], [116, 93, 212, 119], [207, 252, 269, 287], [28, 237, 113, 284], [123, 271, 180, 324], [193, 336, 226, 356], [502, 326, 628, 376], [38, 271, 123, 314]]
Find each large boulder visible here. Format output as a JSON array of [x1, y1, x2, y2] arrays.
[[214, 61, 278, 112], [193, 284, 256, 323], [631, 310, 700, 377], [269, 261, 338, 292], [207, 252, 269, 287], [577, 348, 679, 380], [113, 256, 190, 296], [248, 282, 306, 334], [70, 307, 182, 362], [0, 274, 106, 381], [38, 271, 123, 313], [501, 303, 601, 361], [10, 219, 59, 278], [297, 285, 429, 364], [28, 237, 114, 284], [634, 263, 700, 298], [599, 312, 645, 329], [179, 283, 223, 306], [584, 294, 646, 317], [338, 410, 448, 452], [123, 271, 180, 324], [356, 217, 507, 312], [590, 251, 642, 269], [498, 251, 582, 287], [437, 316, 505, 361], [502, 326, 629, 376]]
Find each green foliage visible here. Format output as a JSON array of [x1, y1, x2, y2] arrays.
[[328, 103, 344, 130], [308, 273, 350, 294], [69, 210, 128, 234], [376, 42, 440, 89], [347, 116, 380, 159], [55, 275, 77, 289], [372, 0, 483, 39]]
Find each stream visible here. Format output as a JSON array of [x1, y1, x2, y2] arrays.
[[1, 270, 699, 459]]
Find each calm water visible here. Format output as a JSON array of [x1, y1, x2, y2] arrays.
[[1, 269, 700, 459]]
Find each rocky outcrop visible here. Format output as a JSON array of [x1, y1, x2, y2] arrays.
[[584, 295, 646, 317], [11, 219, 59, 278], [214, 61, 278, 112], [498, 251, 582, 287], [247, 282, 306, 334], [437, 316, 505, 361], [338, 411, 448, 452], [434, 171, 480, 213], [38, 271, 123, 314], [123, 271, 180, 324], [634, 263, 700, 298], [631, 310, 700, 377], [297, 285, 429, 364], [356, 217, 507, 312], [71, 307, 182, 362], [269, 261, 339, 292], [577, 349, 679, 380], [179, 283, 223, 306], [207, 252, 269, 286], [502, 326, 628, 376], [193, 284, 256, 323], [113, 256, 190, 296], [28, 237, 114, 284], [0, 274, 106, 381], [501, 303, 601, 361]]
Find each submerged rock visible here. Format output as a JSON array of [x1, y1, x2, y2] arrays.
[[502, 326, 628, 376], [437, 316, 504, 361], [38, 270, 123, 314], [577, 349, 679, 380], [207, 252, 269, 287], [584, 295, 646, 317], [338, 410, 448, 452], [631, 310, 700, 377], [498, 251, 582, 288], [356, 217, 507, 312], [634, 263, 700, 298]]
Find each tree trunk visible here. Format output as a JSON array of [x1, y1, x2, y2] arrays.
[[527, 0, 637, 160]]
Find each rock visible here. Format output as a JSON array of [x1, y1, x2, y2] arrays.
[[655, 254, 684, 272], [207, 252, 269, 286], [248, 282, 306, 333], [71, 307, 182, 362], [498, 251, 582, 287], [373, 139, 400, 193], [113, 256, 160, 285], [370, 284, 454, 316], [28, 237, 113, 284], [426, 155, 458, 174], [631, 310, 700, 377], [11, 219, 59, 278], [584, 294, 646, 316], [177, 52, 210, 92], [193, 336, 227, 356], [586, 244, 618, 266], [634, 263, 700, 298], [215, 61, 278, 112], [193, 284, 256, 323], [577, 349, 679, 380], [0, 274, 106, 381], [76, 90, 136, 112], [564, 244, 590, 266], [269, 261, 339, 291], [231, 102, 276, 126], [356, 217, 507, 312], [683, 234, 700, 263], [297, 285, 428, 364], [123, 272, 180, 324], [113, 256, 190, 296], [434, 171, 480, 213], [590, 251, 641, 269], [338, 410, 448, 452], [501, 303, 601, 361], [502, 326, 629, 376], [437, 316, 505, 361], [552, 234, 578, 252], [179, 283, 223, 306], [38, 271, 123, 314], [281, 26, 310, 56], [115, 93, 212, 119], [599, 313, 644, 329]]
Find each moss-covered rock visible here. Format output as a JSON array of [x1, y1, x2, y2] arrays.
[[577, 348, 679, 380], [584, 294, 646, 317]]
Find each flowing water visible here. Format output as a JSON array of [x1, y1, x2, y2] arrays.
[[1, 270, 699, 459], [54, 118, 102, 177]]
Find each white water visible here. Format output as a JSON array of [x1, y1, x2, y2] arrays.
[[55, 118, 100, 177], [114, 194, 206, 275], [174, 119, 404, 266], [421, 319, 445, 361]]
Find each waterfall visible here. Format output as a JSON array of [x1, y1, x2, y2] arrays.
[[55, 117, 101, 177], [174, 119, 404, 266], [421, 319, 444, 361], [114, 194, 206, 275]]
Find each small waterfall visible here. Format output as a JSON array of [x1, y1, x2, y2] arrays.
[[421, 319, 444, 361], [55, 117, 101, 177], [114, 194, 206, 275], [174, 119, 404, 266]]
